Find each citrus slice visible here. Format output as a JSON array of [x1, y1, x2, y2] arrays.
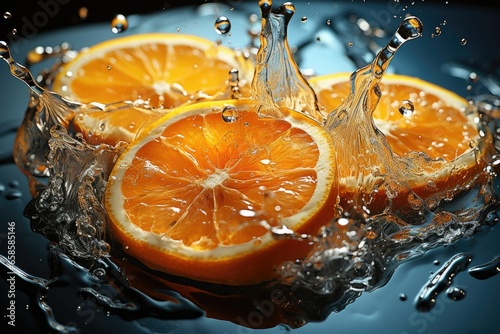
[[52, 33, 254, 145], [105, 99, 336, 285], [310, 72, 493, 207]]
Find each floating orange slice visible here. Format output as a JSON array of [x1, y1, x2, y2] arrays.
[[105, 99, 336, 285], [52, 33, 254, 145]]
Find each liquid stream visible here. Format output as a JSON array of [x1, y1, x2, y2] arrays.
[[1, 0, 500, 331]]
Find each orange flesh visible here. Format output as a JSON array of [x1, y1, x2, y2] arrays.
[[121, 109, 321, 249], [69, 44, 239, 108], [316, 80, 478, 161]]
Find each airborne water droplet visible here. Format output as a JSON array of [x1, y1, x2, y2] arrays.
[[4, 12, 12, 19], [221, 105, 238, 123], [399, 99, 414, 117], [214, 16, 231, 35], [111, 14, 128, 34], [79, 7, 88, 20], [460, 38, 467, 46]]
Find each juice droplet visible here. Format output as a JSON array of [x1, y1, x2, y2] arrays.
[[79, 7, 88, 20], [222, 105, 238, 123], [111, 14, 128, 34], [252, 0, 322, 121], [4, 12, 12, 19], [415, 253, 471, 311], [214, 16, 231, 34], [399, 100, 414, 116]]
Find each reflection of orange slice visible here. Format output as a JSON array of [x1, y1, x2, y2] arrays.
[[310, 73, 493, 208], [52, 33, 254, 145], [105, 99, 336, 285]]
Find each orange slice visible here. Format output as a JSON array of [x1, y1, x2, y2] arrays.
[[105, 99, 336, 285], [52, 33, 254, 145], [310, 73, 493, 208]]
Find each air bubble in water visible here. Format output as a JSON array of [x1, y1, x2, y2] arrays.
[[214, 16, 231, 35], [111, 14, 128, 34], [221, 105, 238, 123], [399, 100, 414, 117]]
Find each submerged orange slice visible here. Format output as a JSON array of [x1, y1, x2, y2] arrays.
[[105, 99, 336, 285], [52, 33, 254, 145]]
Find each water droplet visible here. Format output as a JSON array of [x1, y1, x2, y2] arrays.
[[214, 16, 231, 35], [434, 260, 440, 265], [92, 268, 106, 278], [5, 190, 22, 200], [78, 7, 88, 20], [399, 100, 414, 116], [434, 26, 441, 36], [111, 14, 128, 34], [399, 293, 407, 301], [9, 180, 19, 188], [469, 256, 500, 280], [460, 38, 467, 46], [221, 105, 238, 123], [348, 41, 353, 47], [12, 28, 17, 35], [326, 19, 331, 25], [469, 72, 479, 83], [4, 12, 12, 19], [446, 287, 466, 301], [300, 16, 307, 23]]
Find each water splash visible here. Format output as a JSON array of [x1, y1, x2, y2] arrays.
[[415, 253, 471, 311], [0, 41, 80, 176], [25, 126, 126, 259], [1, 2, 500, 332], [324, 16, 425, 218], [251, 0, 323, 121]]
